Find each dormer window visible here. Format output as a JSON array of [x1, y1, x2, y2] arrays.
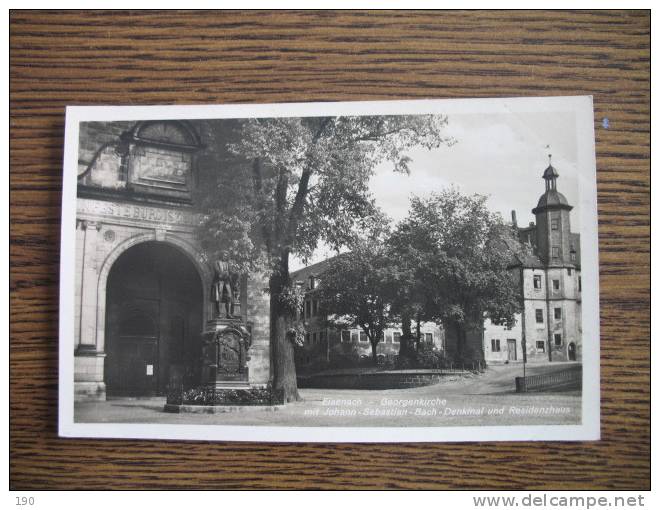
[[308, 276, 316, 290]]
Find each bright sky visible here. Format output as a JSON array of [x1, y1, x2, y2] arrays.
[[291, 111, 580, 271]]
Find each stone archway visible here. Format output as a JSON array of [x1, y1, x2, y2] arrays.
[[95, 232, 212, 355], [93, 232, 213, 397], [102, 238, 207, 396]]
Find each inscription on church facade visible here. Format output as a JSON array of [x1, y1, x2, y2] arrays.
[[130, 146, 191, 189], [77, 198, 198, 226]]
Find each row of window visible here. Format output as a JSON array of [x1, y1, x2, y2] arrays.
[[535, 307, 562, 323], [305, 330, 435, 345], [305, 331, 326, 346], [340, 330, 434, 344], [491, 334, 563, 353], [532, 274, 581, 291], [303, 299, 320, 319], [550, 246, 578, 261]]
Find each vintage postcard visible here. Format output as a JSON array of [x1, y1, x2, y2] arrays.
[[59, 96, 600, 442]]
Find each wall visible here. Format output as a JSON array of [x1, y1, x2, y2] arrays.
[[483, 315, 523, 363], [245, 272, 271, 385], [298, 369, 469, 390]]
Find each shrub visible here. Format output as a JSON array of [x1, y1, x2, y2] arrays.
[[327, 343, 361, 369], [395, 355, 414, 370], [415, 348, 447, 369], [167, 383, 284, 406]]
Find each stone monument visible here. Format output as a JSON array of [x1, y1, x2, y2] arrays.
[[202, 260, 251, 388], [165, 260, 283, 412]]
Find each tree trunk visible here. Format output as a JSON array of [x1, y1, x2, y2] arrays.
[[415, 317, 422, 352], [399, 313, 413, 359], [453, 322, 466, 362], [269, 259, 301, 403], [370, 339, 378, 365]]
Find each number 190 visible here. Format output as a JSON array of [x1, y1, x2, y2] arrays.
[[16, 496, 34, 506]]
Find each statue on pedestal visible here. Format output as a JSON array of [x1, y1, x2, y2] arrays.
[[212, 260, 239, 319]]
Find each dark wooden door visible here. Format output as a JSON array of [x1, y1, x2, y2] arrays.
[[106, 299, 160, 396], [114, 336, 158, 396]]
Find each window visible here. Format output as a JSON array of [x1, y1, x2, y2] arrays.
[[305, 300, 311, 319], [386, 333, 392, 343], [351, 332, 358, 343], [491, 339, 501, 352], [571, 252, 576, 261], [359, 332, 367, 343], [578, 277, 582, 292], [552, 246, 560, 258], [341, 330, 350, 343], [552, 279, 560, 291], [567, 268, 572, 276], [393, 332, 401, 343], [554, 307, 562, 320], [305, 332, 310, 345], [312, 332, 317, 345], [312, 300, 319, 316], [535, 309, 544, 324], [425, 333, 433, 343], [554, 333, 562, 346], [533, 275, 542, 289], [320, 331, 326, 343], [308, 276, 315, 289], [551, 218, 559, 230], [536, 341, 545, 352]]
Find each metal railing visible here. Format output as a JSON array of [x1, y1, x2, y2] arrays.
[[515, 365, 582, 392]]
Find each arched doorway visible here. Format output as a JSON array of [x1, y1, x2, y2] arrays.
[[568, 342, 577, 361], [104, 241, 203, 396]]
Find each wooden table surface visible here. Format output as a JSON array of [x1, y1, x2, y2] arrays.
[[10, 10, 650, 490]]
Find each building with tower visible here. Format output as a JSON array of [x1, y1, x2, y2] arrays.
[[483, 158, 582, 364]]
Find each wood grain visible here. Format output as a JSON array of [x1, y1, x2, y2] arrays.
[[10, 10, 649, 490]]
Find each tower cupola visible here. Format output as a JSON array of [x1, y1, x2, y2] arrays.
[[531, 155, 574, 266], [543, 154, 560, 191]]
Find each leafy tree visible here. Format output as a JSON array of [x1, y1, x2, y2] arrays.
[[196, 115, 452, 401], [317, 238, 396, 364], [390, 188, 523, 362], [385, 234, 429, 359]]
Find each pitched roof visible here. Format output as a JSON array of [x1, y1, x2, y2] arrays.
[[290, 254, 342, 283]]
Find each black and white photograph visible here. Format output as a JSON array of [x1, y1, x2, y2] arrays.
[[58, 97, 600, 442]]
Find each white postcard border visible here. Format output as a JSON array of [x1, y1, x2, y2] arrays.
[[59, 96, 600, 442]]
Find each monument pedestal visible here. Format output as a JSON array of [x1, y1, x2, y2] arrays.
[[201, 317, 251, 390], [165, 316, 285, 410]]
